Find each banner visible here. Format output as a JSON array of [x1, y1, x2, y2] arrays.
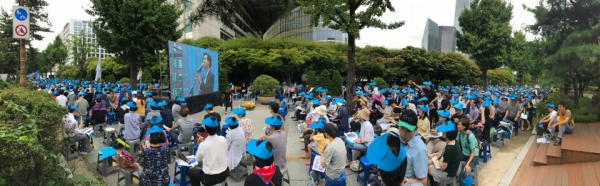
[[168, 41, 219, 98], [95, 58, 102, 81]]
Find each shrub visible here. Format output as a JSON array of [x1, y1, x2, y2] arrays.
[[372, 77, 389, 89], [305, 70, 318, 87], [573, 108, 600, 123], [415, 74, 423, 84], [439, 80, 454, 87], [119, 77, 131, 84], [0, 79, 13, 90], [319, 70, 331, 91], [330, 70, 343, 95], [219, 67, 229, 93], [0, 88, 69, 185], [254, 75, 279, 97], [535, 93, 600, 122], [105, 74, 116, 83]]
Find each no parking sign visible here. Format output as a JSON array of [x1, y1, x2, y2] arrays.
[[12, 6, 30, 39]]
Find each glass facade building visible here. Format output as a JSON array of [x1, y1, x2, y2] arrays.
[[60, 19, 114, 65], [263, 7, 347, 43], [422, 19, 441, 52]]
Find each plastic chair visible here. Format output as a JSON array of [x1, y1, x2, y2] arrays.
[[479, 142, 491, 163], [126, 140, 140, 157], [229, 161, 248, 182], [107, 112, 117, 125], [96, 147, 117, 176], [173, 162, 190, 186], [93, 123, 108, 137], [103, 127, 117, 145], [281, 166, 290, 185], [326, 171, 347, 186], [356, 156, 371, 186], [64, 140, 79, 160]]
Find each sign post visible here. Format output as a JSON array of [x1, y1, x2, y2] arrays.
[[13, 3, 29, 89]]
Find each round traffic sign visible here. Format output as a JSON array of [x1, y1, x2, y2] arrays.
[[15, 24, 28, 37], [14, 8, 28, 21]]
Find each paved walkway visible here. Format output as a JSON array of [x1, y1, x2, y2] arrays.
[[77, 99, 527, 185]]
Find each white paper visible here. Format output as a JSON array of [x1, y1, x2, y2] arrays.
[[536, 138, 550, 144], [312, 155, 326, 172], [379, 123, 392, 131], [81, 127, 94, 136], [520, 113, 528, 119], [176, 155, 198, 167], [344, 132, 358, 143]]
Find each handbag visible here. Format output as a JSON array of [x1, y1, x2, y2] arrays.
[[460, 169, 474, 186], [117, 151, 138, 171]]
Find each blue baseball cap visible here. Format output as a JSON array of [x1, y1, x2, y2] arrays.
[[419, 97, 428, 102], [144, 125, 164, 137], [437, 110, 450, 118], [335, 98, 346, 105], [158, 100, 167, 107], [69, 105, 78, 111], [437, 121, 456, 133], [232, 108, 246, 115], [225, 117, 239, 127], [203, 103, 213, 111], [121, 97, 129, 102], [77, 92, 86, 97], [310, 118, 326, 129], [366, 131, 407, 172], [482, 100, 491, 107], [246, 139, 274, 159], [265, 116, 283, 126], [418, 105, 428, 112], [202, 116, 219, 127], [146, 92, 153, 96], [148, 101, 159, 108], [175, 96, 185, 102], [310, 100, 321, 106], [547, 103, 555, 109], [150, 116, 163, 125], [454, 103, 464, 110], [126, 102, 137, 109]]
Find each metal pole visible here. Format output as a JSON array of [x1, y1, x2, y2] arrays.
[[18, 0, 26, 89], [158, 51, 162, 99]]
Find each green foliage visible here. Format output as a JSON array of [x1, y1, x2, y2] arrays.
[[408, 74, 415, 83], [40, 36, 69, 72], [57, 65, 79, 79], [71, 175, 107, 186], [268, 47, 310, 83], [87, 0, 183, 89], [372, 77, 388, 89], [487, 68, 513, 86], [86, 58, 128, 79], [330, 70, 343, 96], [0, 79, 13, 89], [105, 74, 116, 83], [415, 74, 423, 85], [162, 76, 169, 86], [456, 0, 513, 88], [68, 30, 97, 81], [119, 77, 131, 84], [305, 70, 318, 88], [253, 75, 279, 97], [0, 88, 69, 185], [181, 37, 224, 51], [319, 70, 332, 92], [439, 80, 454, 87], [423, 74, 431, 82], [0, 10, 19, 74], [219, 67, 228, 93]]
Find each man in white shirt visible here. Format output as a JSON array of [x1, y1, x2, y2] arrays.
[[225, 117, 246, 171], [188, 116, 228, 186], [63, 105, 90, 154], [56, 90, 68, 107], [539, 103, 559, 140]]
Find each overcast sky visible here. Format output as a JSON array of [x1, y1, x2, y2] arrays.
[[1, 0, 540, 50]]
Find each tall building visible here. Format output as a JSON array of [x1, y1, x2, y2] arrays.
[[421, 18, 440, 51], [263, 7, 347, 43], [59, 19, 114, 65], [439, 26, 455, 53]]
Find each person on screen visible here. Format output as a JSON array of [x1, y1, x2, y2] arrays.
[[195, 53, 215, 95]]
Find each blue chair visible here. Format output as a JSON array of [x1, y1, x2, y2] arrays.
[[221, 124, 229, 136], [107, 112, 117, 125], [356, 156, 371, 186], [173, 162, 190, 186], [480, 141, 491, 163], [326, 171, 347, 186]]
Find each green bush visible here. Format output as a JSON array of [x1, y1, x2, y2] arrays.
[[0, 88, 69, 185], [415, 74, 423, 84], [0, 79, 14, 90], [305, 70, 318, 87], [219, 68, 229, 93], [330, 70, 343, 95], [319, 70, 331, 91], [573, 108, 600, 123], [439, 80, 454, 87], [119, 77, 131, 84], [535, 93, 600, 122], [105, 74, 116, 83], [254, 75, 280, 97], [372, 77, 389, 89]]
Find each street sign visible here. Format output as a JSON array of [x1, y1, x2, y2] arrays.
[[12, 6, 30, 39]]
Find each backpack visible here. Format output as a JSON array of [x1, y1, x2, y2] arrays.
[[462, 130, 480, 155]]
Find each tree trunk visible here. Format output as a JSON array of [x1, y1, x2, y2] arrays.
[[345, 34, 357, 112], [570, 68, 579, 107], [481, 69, 488, 90], [130, 57, 138, 90]]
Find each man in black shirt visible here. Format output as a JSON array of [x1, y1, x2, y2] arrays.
[[451, 103, 468, 124]]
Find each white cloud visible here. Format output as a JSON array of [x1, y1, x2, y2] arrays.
[[356, 0, 541, 49], [0, 0, 93, 50]]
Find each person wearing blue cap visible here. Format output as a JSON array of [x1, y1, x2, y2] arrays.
[[143, 101, 162, 135], [243, 139, 283, 186], [503, 96, 523, 132], [231, 108, 252, 143], [480, 100, 495, 143], [172, 96, 186, 122], [159, 100, 174, 131], [74, 91, 90, 121], [366, 127, 408, 186], [145, 92, 154, 112], [260, 116, 288, 171], [86, 97, 108, 128], [63, 105, 91, 155], [170, 107, 194, 144], [224, 116, 246, 171], [427, 120, 462, 184], [539, 103, 558, 140], [123, 102, 142, 142], [116, 98, 130, 125], [67, 89, 77, 106], [203, 103, 222, 135], [188, 116, 229, 186], [139, 123, 171, 186], [331, 97, 349, 136], [56, 89, 68, 107], [450, 103, 468, 126]]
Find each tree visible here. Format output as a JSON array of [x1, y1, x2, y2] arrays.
[[26, 47, 46, 73], [297, 0, 405, 111], [415, 74, 423, 84], [305, 70, 318, 87], [456, 0, 513, 89], [220, 48, 269, 82], [507, 31, 534, 85], [330, 70, 343, 96], [42, 36, 68, 66], [0, 9, 19, 75], [268, 48, 310, 84], [87, 0, 183, 89], [86, 57, 129, 80], [319, 70, 332, 92], [438, 52, 480, 81], [372, 77, 388, 89], [397, 46, 436, 76], [181, 36, 224, 51], [57, 65, 78, 79], [67, 31, 96, 81]]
